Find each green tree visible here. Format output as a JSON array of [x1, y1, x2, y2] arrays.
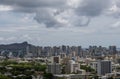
[[80, 65, 95, 72], [108, 77, 113, 79], [0, 75, 11, 79], [43, 73, 53, 79]]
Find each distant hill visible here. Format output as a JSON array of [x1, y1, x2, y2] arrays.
[[0, 42, 28, 50], [0, 42, 38, 57]]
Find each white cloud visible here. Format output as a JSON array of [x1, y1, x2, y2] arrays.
[[22, 35, 32, 40], [0, 5, 13, 11], [0, 37, 4, 41], [111, 21, 120, 28], [0, 0, 120, 46], [6, 37, 16, 41], [0, 37, 16, 42], [0, 0, 116, 27]]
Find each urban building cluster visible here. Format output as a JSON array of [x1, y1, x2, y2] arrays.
[[33, 45, 118, 58], [46, 54, 120, 79], [0, 42, 120, 79]]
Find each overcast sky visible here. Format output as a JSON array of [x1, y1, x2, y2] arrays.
[[0, 0, 120, 47]]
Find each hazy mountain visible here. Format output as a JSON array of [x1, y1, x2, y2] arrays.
[[0, 42, 37, 57]]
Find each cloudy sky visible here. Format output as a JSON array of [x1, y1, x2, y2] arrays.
[[0, 0, 120, 47]]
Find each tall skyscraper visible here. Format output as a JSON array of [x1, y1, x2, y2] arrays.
[[109, 46, 117, 55]]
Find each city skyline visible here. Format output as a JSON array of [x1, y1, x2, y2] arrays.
[[0, 0, 120, 47]]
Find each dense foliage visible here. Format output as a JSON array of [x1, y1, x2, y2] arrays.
[[80, 65, 95, 72], [0, 60, 46, 79], [0, 75, 11, 79], [43, 73, 53, 79]]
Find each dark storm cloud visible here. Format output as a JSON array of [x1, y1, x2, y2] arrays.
[[34, 9, 64, 28], [0, 0, 66, 8], [113, 0, 120, 18], [0, 0, 115, 27], [75, 0, 112, 17], [0, 0, 67, 13], [116, 0, 120, 8], [79, 18, 90, 26], [0, 0, 67, 27]]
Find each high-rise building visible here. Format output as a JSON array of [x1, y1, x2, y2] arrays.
[[65, 60, 80, 74], [47, 63, 61, 74], [78, 46, 82, 56], [60, 53, 66, 59], [109, 46, 117, 55], [51, 56, 60, 64], [61, 45, 67, 53], [97, 60, 112, 76], [89, 61, 98, 71]]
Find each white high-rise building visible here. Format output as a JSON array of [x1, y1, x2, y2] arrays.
[[47, 56, 61, 74], [66, 60, 80, 74], [89, 61, 98, 71], [97, 60, 112, 76]]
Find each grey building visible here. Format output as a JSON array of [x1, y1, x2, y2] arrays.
[[47, 63, 61, 74], [97, 60, 112, 76]]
